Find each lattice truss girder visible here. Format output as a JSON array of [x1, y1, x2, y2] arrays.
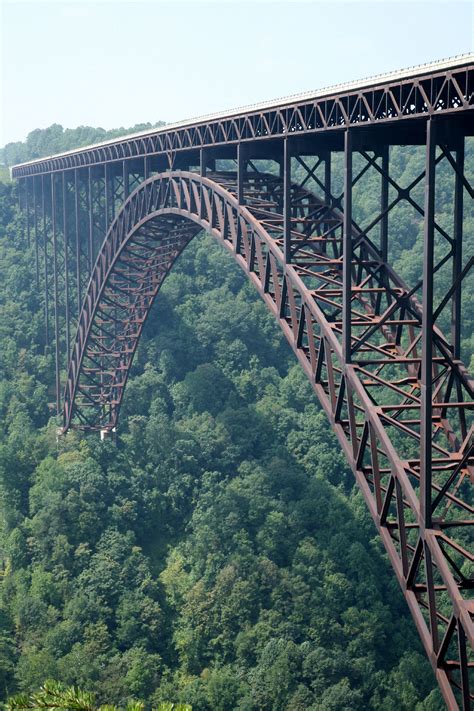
[[12, 60, 473, 178]]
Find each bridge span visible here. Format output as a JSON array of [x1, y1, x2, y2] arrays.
[[12, 54, 474, 708]]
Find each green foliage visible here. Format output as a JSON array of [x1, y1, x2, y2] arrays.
[[5, 680, 191, 711]]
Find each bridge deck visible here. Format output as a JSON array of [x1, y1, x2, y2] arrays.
[[11, 53, 474, 178]]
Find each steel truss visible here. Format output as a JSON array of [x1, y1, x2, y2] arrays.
[[13, 57, 474, 709], [11, 56, 473, 179]]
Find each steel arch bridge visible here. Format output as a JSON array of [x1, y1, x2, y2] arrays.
[[12, 55, 474, 709]]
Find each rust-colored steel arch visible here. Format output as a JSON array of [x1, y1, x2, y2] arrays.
[[63, 171, 326, 432], [63, 170, 473, 708]]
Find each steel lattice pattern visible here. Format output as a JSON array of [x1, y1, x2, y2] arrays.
[[11, 56, 474, 178]]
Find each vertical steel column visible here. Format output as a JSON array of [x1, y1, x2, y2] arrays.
[[104, 164, 110, 233], [200, 148, 207, 177], [144, 156, 150, 180], [123, 160, 129, 200], [88, 167, 94, 273], [113, 170, 119, 218], [25, 179, 30, 247], [41, 174, 49, 347], [33, 177, 39, 288], [380, 145, 389, 263], [237, 144, 246, 205], [51, 175, 61, 414], [320, 150, 332, 256], [420, 119, 436, 528], [62, 173, 70, 359], [74, 169, 81, 314], [343, 130, 353, 363], [324, 150, 331, 205], [452, 140, 464, 360], [283, 138, 291, 264]]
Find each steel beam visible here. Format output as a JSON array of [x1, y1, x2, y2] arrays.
[[199, 148, 215, 178], [41, 174, 49, 348], [324, 150, 331, 206], [33, 177, 39, 288], [380, 145, 389, 262], [283, 138, 291, 264], [200, 147, 207, 177], [25, 179, 30, 247], [343, 130, 353, 364], [237, 143, 247, 205], [74, 169, 81, 315], [87, 168, 93, 272], [62, 172, 70, 360], [452, 141, 464, 360], [104, 163, 110, 233], [420, 119, 436, 529], [123, 160, 129, 200], [51, 174, 61, 414]]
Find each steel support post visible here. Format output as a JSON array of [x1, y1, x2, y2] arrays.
[[123, 161, 129, 200], [87, 168, 93, 272], [324, 150, 331, 205], [113, 171, 121, 218], [74, 169, 81, 315], [200, 148, 208, 177], [104, 164, 110, 233], [144, 156, 150, 180], [420, 119, 436, 529], [237, 144, 246, 205], [343, 130, 353, 363], [283, 138, 291, 264], [62, 173, 70, 359], [41, 175, 49, 347], [380, 145, 389, 262], [51, 175, 61, 414], [33, 177, 39, 288], [25, 179, 30, 247], [319, 150, 332, 255], [452, 140, 464, 360]]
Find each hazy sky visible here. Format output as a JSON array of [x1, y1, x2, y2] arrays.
[[1, 0, 473, 146]]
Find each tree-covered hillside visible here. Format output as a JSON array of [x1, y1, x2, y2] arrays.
[[2, 125, 470, 710]]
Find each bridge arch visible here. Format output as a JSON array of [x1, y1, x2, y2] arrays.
[[63, 169, 473, 708], [63, 170, 327, 433]]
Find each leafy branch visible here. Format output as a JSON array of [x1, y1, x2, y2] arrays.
[[5, 682, 190, 711]]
